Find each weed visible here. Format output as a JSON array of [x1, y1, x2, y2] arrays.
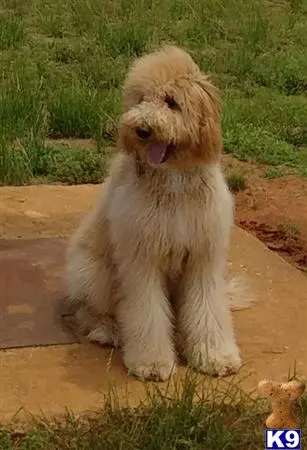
[[227, 172, 247, 193], [279, 222, 301, 239]]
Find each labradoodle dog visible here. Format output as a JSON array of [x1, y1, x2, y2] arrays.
[[66, 45, 244, 381]]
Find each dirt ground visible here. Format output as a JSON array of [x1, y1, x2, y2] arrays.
[[224, 156, 307, 274]]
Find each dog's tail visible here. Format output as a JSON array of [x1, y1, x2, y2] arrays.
[[227, 275, 254, 311]]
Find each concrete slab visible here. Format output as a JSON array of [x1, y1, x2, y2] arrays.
[[0, 238, 76, 349], [0, 185, 306, 424], [0, 227, 306, 424]]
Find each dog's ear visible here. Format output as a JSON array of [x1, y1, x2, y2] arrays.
[[194, 73, 222, 163]]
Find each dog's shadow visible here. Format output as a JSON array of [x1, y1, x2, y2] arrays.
[[60, 340, 125, 388], [57, 300, 128, 394]]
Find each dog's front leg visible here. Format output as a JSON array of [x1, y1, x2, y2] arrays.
[[116, 261, 176, 381], [178, 256, 241, 376]]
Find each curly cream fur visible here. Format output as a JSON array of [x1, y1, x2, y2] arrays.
[[66, 46, 243, 381]]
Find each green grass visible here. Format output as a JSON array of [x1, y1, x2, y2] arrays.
[[0, 373, 306, 449], [0, 0, 306, 184], [0, 13, 25, 50], [264, 167, 283, 179], [0, 139, 106, 185]]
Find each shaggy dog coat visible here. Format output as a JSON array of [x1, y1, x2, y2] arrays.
[[66, 46, 242, 381]]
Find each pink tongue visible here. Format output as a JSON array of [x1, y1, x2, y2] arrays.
[[147, 143, 168, 165]]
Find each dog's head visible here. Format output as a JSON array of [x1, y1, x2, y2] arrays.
[[119, 46, 222, 170]]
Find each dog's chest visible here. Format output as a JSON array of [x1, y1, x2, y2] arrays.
[[108, 168, 228, 259], [167, 199, 205, 248], [141, 181, 211, 255]]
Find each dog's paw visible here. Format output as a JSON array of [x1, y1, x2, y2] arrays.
[[189, 344, 241, 377], [127, 360, 176, 382], [88, 322, 120, 348]]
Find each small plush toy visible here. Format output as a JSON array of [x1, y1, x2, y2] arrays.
[[258, 379, 305, 429]]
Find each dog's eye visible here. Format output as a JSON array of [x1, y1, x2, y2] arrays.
[[165, 96, 180, 111]]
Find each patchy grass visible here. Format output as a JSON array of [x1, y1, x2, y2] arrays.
[[226, 172, 247, 193], [279, 222, 301, 239], [0, 0, 306, 184], [0, 373, 306, 449], [264, 167, 283, 179]]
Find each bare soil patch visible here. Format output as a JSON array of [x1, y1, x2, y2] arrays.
[[223, 156, 307, 273]]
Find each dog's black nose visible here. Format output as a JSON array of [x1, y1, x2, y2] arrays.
[[136, 127, 151, 140]]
